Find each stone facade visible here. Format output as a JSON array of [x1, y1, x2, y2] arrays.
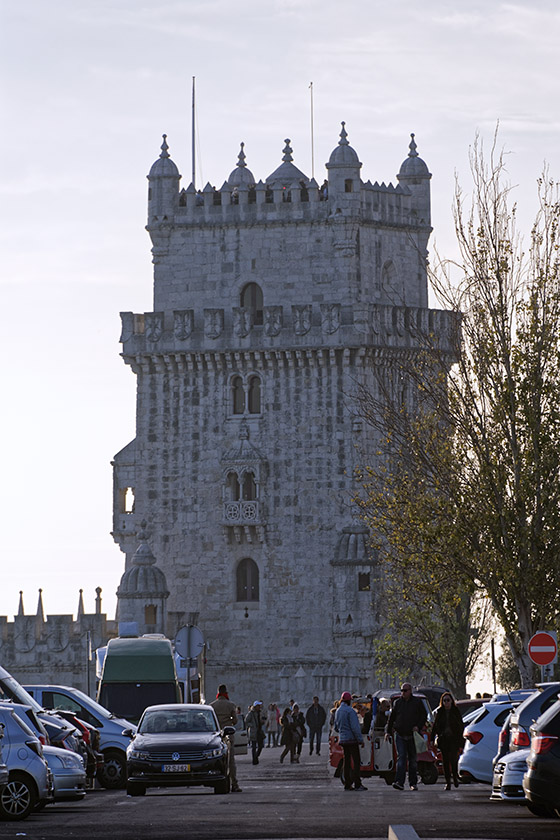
[[112, 126, 454, 709]]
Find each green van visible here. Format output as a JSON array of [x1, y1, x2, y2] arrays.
[[97, 637, 182, 724]]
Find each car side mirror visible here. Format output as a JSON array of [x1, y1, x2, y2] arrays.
[[223, 726, 236, 737], [122, 728, 135, 738]]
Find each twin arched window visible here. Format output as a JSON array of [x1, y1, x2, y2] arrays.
[[226, 470, 257, 502], [236, 557, 259, 602], [232, 374, 261, 415]]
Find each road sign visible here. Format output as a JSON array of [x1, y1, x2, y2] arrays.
[[528, 631, 558, 666], [175, 625, 205, 660]]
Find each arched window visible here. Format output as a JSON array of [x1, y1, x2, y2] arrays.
[[247, 375, 261, 414], [240, 283, 263, 326], [226, 472, 240, 501], [236, 558, 259, 602], [232, 376, 245, 414], [242, 471, 257, 501]]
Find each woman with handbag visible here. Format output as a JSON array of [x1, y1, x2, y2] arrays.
[[431, 692, 464, 789]]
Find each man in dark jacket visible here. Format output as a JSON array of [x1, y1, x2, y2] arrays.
[[305, 696, 327, 755], [385, 683, 427, 791]]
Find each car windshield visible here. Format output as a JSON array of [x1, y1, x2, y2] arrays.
[[139, 709, 218, 735]]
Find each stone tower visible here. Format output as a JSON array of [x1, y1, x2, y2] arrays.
[[112, 125, 452, 706]]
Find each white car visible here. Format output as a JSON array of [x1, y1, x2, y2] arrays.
[[459, 702, 513, 784], [43, 745, 87, 802], [490, 748, 530, 801]]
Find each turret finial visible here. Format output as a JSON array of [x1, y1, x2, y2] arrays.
[[18, 590, 24, 617], [159, 134, 170, 159], [77, 588, 85, 618], [408, 133, 418, 158], [338, 121, 349, 146], [282, 139, 293, 164], [236, 142, 247, 169]]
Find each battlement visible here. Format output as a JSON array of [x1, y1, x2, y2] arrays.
[[120, 303, 457, 357], [148, 178, 427, 230]]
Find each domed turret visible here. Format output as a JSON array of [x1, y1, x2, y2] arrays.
[[397, 133, 431, 224], [325, 122, 362, 209], [228, 142, 255, 187], [398, 133, 430, 179], [116, 521, 169, 634], [266, 139, 308, 185], [147, 134, 181, 223]]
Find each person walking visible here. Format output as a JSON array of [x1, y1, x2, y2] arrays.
[[266, 703, 279, 747], [291, 704, 306, 760], [334, 691, 367, 791], [279, 707, 299, 764], [385, 682, 427, 791], [210, 683, 242, 792], [431, 692, 464, 789], [245, 700, 265, 765], [305, 696, 327, 755]]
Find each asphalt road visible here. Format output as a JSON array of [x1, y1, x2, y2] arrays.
[[2, 747, 558, 840]]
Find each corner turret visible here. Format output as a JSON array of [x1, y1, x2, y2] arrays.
[[325, 122, 362, 211], [397, 133, 431, 225], [147, 135, 181, 223]]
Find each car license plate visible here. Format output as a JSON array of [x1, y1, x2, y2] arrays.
[[162, 764, 190, 772]]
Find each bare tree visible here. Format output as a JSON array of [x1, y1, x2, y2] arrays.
[[357, 134, 560, 687]]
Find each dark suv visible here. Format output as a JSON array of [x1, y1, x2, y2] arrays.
[[523, 695, 560, 818], [509, 683, 560, 751]]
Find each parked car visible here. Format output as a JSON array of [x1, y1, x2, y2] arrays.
[[491, 747, 530, 802], [509, 683, 560, 751], [523, 694, 560, 818], [458, 702, 514, 783], [24, 684, 135, 789], [0, 722, 9, 789], [43, 745, 86, 802], [125, 703, 234, 796], [0, 706, 52, 820]]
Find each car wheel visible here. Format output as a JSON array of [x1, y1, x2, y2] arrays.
[[418, 761, 438, 785], [213, 776, 231, 795], [0, 773, 37, 821], [527, 802, 558, 818], [126, 782, 146, 797], [98, 750, 126, 789]]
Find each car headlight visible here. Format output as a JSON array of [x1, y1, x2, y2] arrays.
[[128, 749, 150, 761], [48, 752, 84, 770], [203, 747, 226, 759]]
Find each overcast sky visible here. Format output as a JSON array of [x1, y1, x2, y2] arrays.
[[1, 0, 559, 621]]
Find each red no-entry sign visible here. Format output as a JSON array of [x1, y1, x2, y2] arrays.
[[528, 631, 558, 666]]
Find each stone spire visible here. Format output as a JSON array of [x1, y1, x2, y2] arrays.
[[77, 589, 85, 618], [95, 587, 102, 615], [408, 132, 418, 158], [18, 591, 24, 616], [36, 588, 44, 622]]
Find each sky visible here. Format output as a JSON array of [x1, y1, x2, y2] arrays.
[[1, 0, 559, 623]]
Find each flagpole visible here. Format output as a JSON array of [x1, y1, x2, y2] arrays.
[[192, 76, 196, 188], [309, 81, 315, 180]]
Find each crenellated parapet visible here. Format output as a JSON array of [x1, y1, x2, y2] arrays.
[[0, 589, 117, 692], [120, 303, 458, 357], [148, 178, 424, 229]]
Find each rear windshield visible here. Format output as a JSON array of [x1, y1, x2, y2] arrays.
[[534, 701, 560, 736]]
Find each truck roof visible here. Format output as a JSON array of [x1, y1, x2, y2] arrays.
[[101, 637, 176, 682]]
